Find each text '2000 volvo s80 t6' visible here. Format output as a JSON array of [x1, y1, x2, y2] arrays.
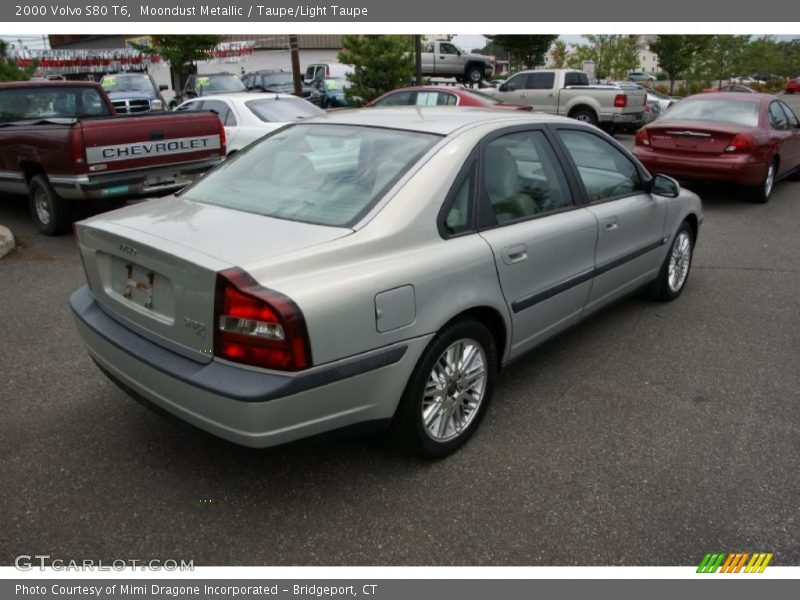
[[71, 107, 702, 458]]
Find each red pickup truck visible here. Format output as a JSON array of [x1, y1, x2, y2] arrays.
[[0, 80, 225, 234]]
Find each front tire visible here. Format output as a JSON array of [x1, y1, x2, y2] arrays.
[[28, 174, 72, 235], [650, 222, 694, 301], [465, 65, 484, 85], [392, 318, 497, 458], [751, 158, 777, 203]]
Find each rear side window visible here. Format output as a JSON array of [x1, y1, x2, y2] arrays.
[[416, 92, 457, 106], [373, 91, 415, 107], [778, 101, 800, 128], [527, 72, 555, 90], [768, 102, 789, 130], [564, 72, 589, 87], [557, 130, 642, 202], [483, 130, 573, 224], [202, 99, 237, 127], [0, 87, 110, 121]]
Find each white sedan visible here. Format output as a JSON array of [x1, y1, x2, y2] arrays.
[[175, 92, 324, 154]]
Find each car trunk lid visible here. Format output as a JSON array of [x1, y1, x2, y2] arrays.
[[75, 196, 352, 362], [645, 121, 744, 154]]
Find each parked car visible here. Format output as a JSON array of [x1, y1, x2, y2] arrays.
[[368, 86, 532, 111], [485, 69, 646, 131], [703, 84, 758, 93], [169, 72, 246, 109], [0, 80, 225, 234], [628, 71, 658, 83], [175, 93, 323, 153], [303, 62, 352, 83], [99, 72, 168, 113], [730, 76, 764, 85], [70, 107, 701, 458], [241, 69, 316, 102], [309, 77, 353, 108], [409, 40, 494, 85], [785, 77, 800, 94], [644, 99, 661, 124], [647, 89, 678, 113], [633, 92, 800, 203]]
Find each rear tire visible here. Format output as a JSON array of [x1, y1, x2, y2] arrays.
[[28, 174, 72, 235], [649, 222, 694, 302], [571, 108, 599, 126], [750, 158, 777, 203], [392, 318, 497, 458]]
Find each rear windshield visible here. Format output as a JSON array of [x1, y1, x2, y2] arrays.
[[259, 72, 293, 86], [660, 98, 760, 127], [245, 97, 324, 122], [101, 74, 154, 93], [182, 124, 440, 227], [0, 86, 111, 121]]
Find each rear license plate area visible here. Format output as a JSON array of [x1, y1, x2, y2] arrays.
[[104, 254, 175, 321]]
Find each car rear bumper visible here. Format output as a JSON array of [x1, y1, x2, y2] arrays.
[[50, 157, 221, 201], [633, 147, 766, 185], [70, 286, 430, 448]]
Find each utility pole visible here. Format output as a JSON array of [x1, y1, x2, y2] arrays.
[[289, 35, 303, 97], [414, 35, 422, 86]]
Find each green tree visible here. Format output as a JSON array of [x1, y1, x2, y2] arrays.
[[485, 35, 557, 70], [565, 44, 598, 72], [549, 39, 568, 69], [130, 35, 222, 93], [0, 40, 38, 82], [650, 35, 711, 93], [583, 35, 641, 80], [337, 35, 415, 104], [700, 35, 750, 88]]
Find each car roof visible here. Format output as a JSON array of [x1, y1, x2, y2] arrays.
[[309, 106, 576, 135], [688, 91, 770, 103], [180, 92, 299, 103], [0, 80, 102, 89]]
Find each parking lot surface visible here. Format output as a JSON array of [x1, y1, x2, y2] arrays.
[[1, 127, 799, 566]]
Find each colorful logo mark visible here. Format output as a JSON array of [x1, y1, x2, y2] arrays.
[[697, 552, 773, 573]]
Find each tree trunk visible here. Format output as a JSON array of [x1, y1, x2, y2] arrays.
[[289, 35, 303, 98]]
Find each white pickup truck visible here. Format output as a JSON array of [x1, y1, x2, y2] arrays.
[[415, 40, 494, 84], [487, 69, 647, 131]]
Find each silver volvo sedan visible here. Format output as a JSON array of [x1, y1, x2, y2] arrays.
[[71, 108, 702, 458]]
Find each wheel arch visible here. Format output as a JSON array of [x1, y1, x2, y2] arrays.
[[567, 103, 599, 121], [18, 161, 46, 184], [440, 305, 509, 370]]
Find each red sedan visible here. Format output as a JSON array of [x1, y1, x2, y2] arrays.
[[633, 93, 800, 202], [786, 77, 800, 94], [368, 86, 532, 111]]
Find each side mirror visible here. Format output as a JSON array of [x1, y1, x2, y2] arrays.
[[158, 85, 168, 91], [648, 174, 680, 198], [499, 83, 509, 92]]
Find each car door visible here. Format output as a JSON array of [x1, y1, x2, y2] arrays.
[[769, 101, 800, 176], [554, 127, 667, 314], [777, 101, 800, 172], [523, 72, 558, 115], [438, 42, 463, 73], [475, 127, 598, 358], [494, 72, 529, 106]]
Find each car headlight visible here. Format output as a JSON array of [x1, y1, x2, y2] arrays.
[[151, 99, 164, 110]]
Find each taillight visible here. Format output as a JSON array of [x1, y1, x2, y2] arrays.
[[216, 118, 226, 156], [724, 132, 757, 153], [635, 128, 650, 146], [614, 94, 627, 108], [214, 268, 311, 371], [69, 126, 87, 171]]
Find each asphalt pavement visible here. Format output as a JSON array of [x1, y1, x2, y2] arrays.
[[1, 126, 799, 566]]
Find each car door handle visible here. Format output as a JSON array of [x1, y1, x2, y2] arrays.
[[501, 244, 528, 265], [603, 218, 619, 232]]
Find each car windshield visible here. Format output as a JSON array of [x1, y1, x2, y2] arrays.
[[197, 76, 246, 93], [245, 97, 324, 122], [259, 72, 293, 86], [659, 98, 760, 127], [324, 78, 348, 91], [181, 124, 440, 227], [100, 74, 153, 93]]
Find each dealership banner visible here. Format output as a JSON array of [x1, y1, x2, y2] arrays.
[[5, 579, 800, 599], [4, 0, 800, 22]]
